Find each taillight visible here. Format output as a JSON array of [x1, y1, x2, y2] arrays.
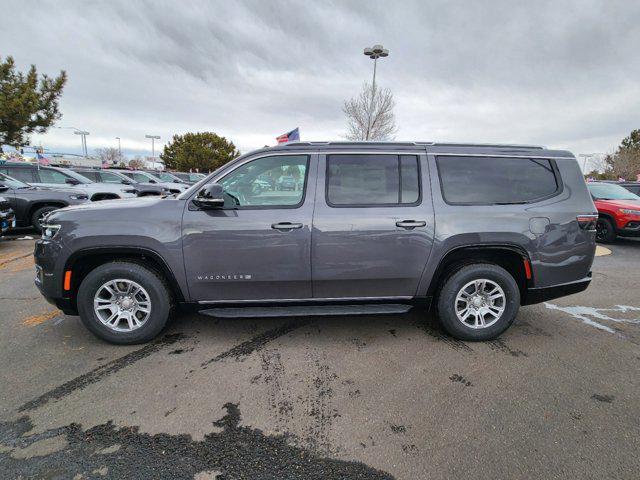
[[577, 214, 598, 231]]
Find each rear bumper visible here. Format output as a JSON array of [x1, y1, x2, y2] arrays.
[[522, 274, 592, 305]]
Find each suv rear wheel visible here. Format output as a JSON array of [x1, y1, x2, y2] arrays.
[[436, 263, 520, 341], [77, 262, 172, 344]]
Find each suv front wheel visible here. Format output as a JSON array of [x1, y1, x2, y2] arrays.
[[77, 262, 172, 344], [436, 263, 520, 341]]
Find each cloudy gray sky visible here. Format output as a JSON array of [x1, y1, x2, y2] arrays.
[[3, 0, 639, 159]]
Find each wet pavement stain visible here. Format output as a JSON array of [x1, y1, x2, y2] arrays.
[[591, 394, 615, 403], [201, 319, 314, 368], [449, 374, 473, 387], [419, 322, 473, 353], [18, 333, 185, 412], [487, 339, 528, 357], [0, 404, 394, 480], [389, 424, 406, 434], [261, 349, 294, 432]]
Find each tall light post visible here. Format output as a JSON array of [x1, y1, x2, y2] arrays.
[[74, 130, 90, 156], [145, 134, 160, 158], [578, 153, 605, 174], [56, 126, 90, 156], [116, 137, 121, 155], [363, 44, 389, 140]]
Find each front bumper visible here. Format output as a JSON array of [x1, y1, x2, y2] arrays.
[[522, 273, 592, 305], [34, 238, 78, 315], [618, 220, 640, 237]]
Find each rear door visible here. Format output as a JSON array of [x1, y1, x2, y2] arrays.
[[311, 151, 435, 298]]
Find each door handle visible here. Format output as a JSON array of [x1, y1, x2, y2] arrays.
[[396, 220, 426, 229], [271, 222, 303, 231]]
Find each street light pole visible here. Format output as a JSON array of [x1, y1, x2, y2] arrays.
[[116, 137, 121, 155], [145, 134, 160, 158], [362, 44, 389, 140], [73, 130, 90, 156], [56, 126, 90, 156]]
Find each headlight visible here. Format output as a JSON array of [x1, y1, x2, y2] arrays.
[[70, 194, 88, 200], [42, 224, 61, 240], [620, 209, 640, 215]]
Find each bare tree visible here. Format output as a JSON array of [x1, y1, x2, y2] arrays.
[[343, 82, 396, 141], [95, 147, 124, 167], [128, 156, 147, 170]]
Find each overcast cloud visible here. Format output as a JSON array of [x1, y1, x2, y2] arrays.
[[2, 0, 639, 159]]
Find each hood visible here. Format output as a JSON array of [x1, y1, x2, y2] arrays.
[[51, 195, 164, 215], [75, 182, 135, 194], [28, 185, 84, 194], [32, 181, 133, 195], [596, 198, 640, 209], [159, 182, 188, 191]]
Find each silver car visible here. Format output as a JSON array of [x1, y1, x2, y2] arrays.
[[1, 164, 136, 201]]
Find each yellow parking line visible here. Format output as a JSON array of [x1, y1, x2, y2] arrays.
[[22, 310, 60, 326], [595, 246, 612, 257]]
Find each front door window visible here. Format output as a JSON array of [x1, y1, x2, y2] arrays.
[[219, 155, 308, 208]]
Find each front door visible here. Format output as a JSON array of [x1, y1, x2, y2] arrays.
[[182, 153, 316, 302], [311, 152, 434, 298]]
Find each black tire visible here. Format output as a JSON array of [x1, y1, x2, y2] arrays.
[[31, 205, 59, 232], [77, 261, 172, 344], [436, 263, 520, 341], [596, 217, 616, 244]]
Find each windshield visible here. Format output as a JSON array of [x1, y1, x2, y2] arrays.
[[58, 168, 95, 184], [588, 183, 640, 201], [137, 171, 163, 182], [0, 172, 29, 189], [156, 172, 181, 182]]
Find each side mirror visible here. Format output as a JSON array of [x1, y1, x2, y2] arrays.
[[122, 179, 133, 185], [65, 178, 81, 185], [0, 184, 8, 192], [193, 183, 225, 209]]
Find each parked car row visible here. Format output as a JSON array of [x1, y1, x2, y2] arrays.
[[0, 163, 205, 235]]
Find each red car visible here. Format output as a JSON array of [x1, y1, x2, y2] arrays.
[[588, 182, 640, 243]]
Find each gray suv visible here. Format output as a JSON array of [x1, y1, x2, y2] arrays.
[[34, 142, 597, 344]]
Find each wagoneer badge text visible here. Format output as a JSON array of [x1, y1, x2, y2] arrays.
[[197, 274, 253, 281]]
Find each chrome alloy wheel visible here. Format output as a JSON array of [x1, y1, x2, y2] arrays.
[[454, 279, 506, 329], [93, 279, 151, 332]]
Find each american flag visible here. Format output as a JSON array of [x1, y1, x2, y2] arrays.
[[36, 152, 51, 166], [276, 128, 300, 144]]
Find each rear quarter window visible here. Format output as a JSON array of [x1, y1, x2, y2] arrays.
[[436, 156, 560, 204]]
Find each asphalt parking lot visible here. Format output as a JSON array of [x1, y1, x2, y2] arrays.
[[0, 231, 638, 480]]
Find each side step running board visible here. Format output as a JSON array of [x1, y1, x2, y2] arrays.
[[200, 304, 412, 319]]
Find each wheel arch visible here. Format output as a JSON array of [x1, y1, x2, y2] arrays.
[[426, 244, 531, 304], [27, 201, 69, 219], [64, 246, 186, 304]]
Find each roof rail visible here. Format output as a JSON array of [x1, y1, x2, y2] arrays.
[[280, 141, 544, 149]]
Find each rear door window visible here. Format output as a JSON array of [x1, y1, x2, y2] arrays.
[[436, 156, 559, 204], [37, 169, 72, 184], [326, 154, 421, 206], [78, 171, 99, 182], [4, 167, 35, 183], [99, 172, 126, 184]]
